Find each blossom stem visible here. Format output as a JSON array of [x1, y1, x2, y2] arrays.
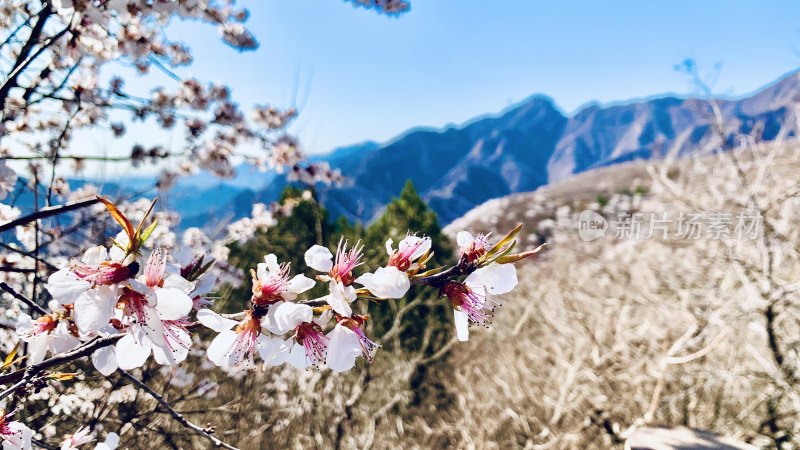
[[410, 260, 477, 288], [117, 370, 240, 450]]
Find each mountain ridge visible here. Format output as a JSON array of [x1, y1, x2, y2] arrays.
[[102, 69, 800, 228]]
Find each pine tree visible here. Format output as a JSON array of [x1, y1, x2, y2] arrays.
[[223, 186, 331, 311], [363, 180, 454, 354]]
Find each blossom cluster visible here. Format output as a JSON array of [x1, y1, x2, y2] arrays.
[[0, 0, 342, 192], [0, 196, 538, 449]]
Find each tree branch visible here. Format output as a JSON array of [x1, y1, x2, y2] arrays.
[[117, 370, 240, 450], [0, 281, 48, 316], [0, 197, 100, 234], [0, 334, 123, 385]]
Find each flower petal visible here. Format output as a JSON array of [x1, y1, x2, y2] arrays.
[[465, 263, 518, 295], [115, 333, 152, 370], [95, 432, 120, 450], [91, 346, 118, 376], [264, 254, 280, 273], [3, 421, 32, 450], [138, 307, 166, 348], [46, 269, 91, 305], [304, 245, 333, 273], [326, 282, 355, 317], [456, 231, 475, 248], [206, 329, 237, 367], [257, 335, 291, 367], [26, 334, 49, 365], [74, 285, 117, 335], [453, 309, 470, 342], [197, 309, 238, 332], [399, 235, 431, 260], [286, 342, 309, 369], [385, 238, 394, 255], [153, 288, 193, 320], [48, 323, 80, 354], [273, 302, 313, 334], [326, 324, 361, 372], [356, 266, 409, 299], [152, 327, 191, 366], [287, 274, 315, 294], [82, 245, 109, 265], [162, 273, 192, 294]]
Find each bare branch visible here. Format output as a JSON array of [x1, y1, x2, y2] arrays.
[[117, 370, 240, 450]]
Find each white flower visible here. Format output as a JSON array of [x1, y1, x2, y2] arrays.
[[456, 231, 490, 261], [251, 254, 314, 305], [15, 312, 80, 365], [60, 427, 94, 450], [355, 266, 410, 299], [260, 302, 329, 369], [0, 203, 20, 223], [114, 249, 193, 349], [386, 234, 431, 270], [447, 263, 518, 342], [199, 309, 272, 369]]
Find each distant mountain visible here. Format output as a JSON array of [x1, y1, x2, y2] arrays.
[[91, 69, 800, 228], [309, 70, 800, 224]]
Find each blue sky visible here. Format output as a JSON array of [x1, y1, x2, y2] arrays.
[[74, 0, 800, 175]]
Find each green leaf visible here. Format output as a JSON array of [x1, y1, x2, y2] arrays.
[[484, 223, 522, 259], [494, 243, 547, 264], [138, 217, 159, 246], [134, 197, 159, 240]]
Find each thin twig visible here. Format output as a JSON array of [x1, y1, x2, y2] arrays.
[[117, 370, 240, 450], [0, 281, 48, 316], [0, 197, 100, 234]]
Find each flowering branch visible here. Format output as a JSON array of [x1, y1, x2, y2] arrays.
[[0, 335, 124, 385]]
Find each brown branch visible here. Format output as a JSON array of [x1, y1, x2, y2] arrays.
[[0, 2, 53, 109], [0, 266, 36, 274], [117, 370, 240, 450], [0, 334, 123, 385], [0, 281, 47, 316], [0, 197, 100, 234]]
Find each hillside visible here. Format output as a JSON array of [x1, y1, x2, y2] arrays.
[[413, 139, 800, 449]]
